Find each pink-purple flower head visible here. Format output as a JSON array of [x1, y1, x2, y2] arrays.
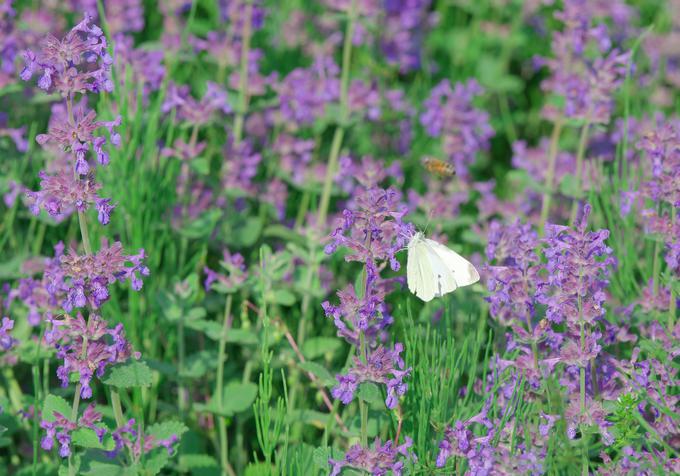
[[20, 13, 113, 95], [107, 418, 178, 459], [0, 317, 16, 351], [54, 241, 149, 312], [329, 437, 414, 476], [537, 204, 616, 328], [46, 313, 139, 399], [26, 171, 114, 225], [162, 82, 232, 126], [204, 249, 248, 293], [41, 403, 106, 457], [325, 186, 414, 275], [331, 343, 411, 409]]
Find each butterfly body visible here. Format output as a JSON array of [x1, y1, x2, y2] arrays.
[[406, 232, 480, 302], [422, 157, 456, 177]]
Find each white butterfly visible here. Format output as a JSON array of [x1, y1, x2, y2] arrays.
[[407, 232, 480, 302]]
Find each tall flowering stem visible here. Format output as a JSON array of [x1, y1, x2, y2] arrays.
[[539, 119, 564, 231], [232, 0, 253, 146], [317, 0, 357, 226]]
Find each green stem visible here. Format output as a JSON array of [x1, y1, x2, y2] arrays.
[[669, 206, 677, 329], [110, 389, 126, 428], [216, 295, 236, 476], [231, 0, 254, 147], [577, 269, 588, 476], [359, 331, 368, 447], [317, 0, 356, 226], [178, 314, 186, 415], [539, 119, 564, 232], [569, 121, 592, 226], [32, 325, 45, 474]]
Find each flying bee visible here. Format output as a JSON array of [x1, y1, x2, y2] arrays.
[[422, 157, 456, 177]]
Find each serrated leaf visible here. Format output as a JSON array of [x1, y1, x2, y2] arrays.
[[102, 360, 153, 389], [299, 361, 335, 387], [72, 427, 113, 451], [143, 449, 171, 475], [42, 394, 71, 422], [147, 420, 188, 441], [302, 337, 341, 360]]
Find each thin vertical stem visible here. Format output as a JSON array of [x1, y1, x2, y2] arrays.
[[359, 331, 368, 447], [569, 121, 591, 226], [539, 119, 564, 232], [317, 0, 357, 226], [232, 0, 254, 147], [577, 269, 588, 476], [216, 295, 237, 476], [669, 206, 677, 329]]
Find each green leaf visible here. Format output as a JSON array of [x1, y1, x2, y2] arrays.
[[147, 419, 188, 442], [298, 361, 335, 387], [223, 381, 258, 414], [179, 454, 219, 471], [302, 337, 341, 360], [263, 224, 306, 246], [189, 157, 210, 175], [271, 289, 296, 306], [143, 449, 171, 475], [225, 328, 258, 345], [313, 446, 331, 469], [42, 394, 71, 422], [72, 428, 113, 451], [185, 319, 223, 339], [222, 216, 263, 247], [559, 173, 584, 199], [0, 253, 28, 279], [102, 360, 153, 389], [244, 462, 276, 476], [179, 210, 222, 239], [357, 382, 384, 408], [181, 350, 218, 379]]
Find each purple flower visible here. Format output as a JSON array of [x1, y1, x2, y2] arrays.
[[0, 317, 16, 351], [436, 404, 494, 469], [420, 79, 493, 178], [203, 249, 248, 292], [537, 204, 615, 329], [331, 344, 411, 409], [162, 82, 232, 126], [107, 418, 179, 459], [45, 313, 139, 398], [20, 13, 113, 95], [55, 241, 149, 311], [40, 403, 106, 457], [329, 437, 414, 476]]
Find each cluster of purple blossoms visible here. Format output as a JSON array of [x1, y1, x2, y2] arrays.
[[0, 113, 28, 152], [45, 313, 139, 399], [20, 14, 122, 226], [536, 0, 631, 124], [162, 82, 232, 126], [381, 0, 435, 73], [75, 0, 145, 36], [331, 344, 410, 409], [41, 404, 106, 458], [420, 79, 493, 178], [222, 138, 262, 197], [0, 316, 16, 351], [436, 404, 494, 471], [6, 243, 66, 326], [512, 139, 576, 185], [329, 437, 414, 476], [538, 205, 616, 329], [113, 35, 165, 103], [0, 1, 21, 89], [636, 122, 680, 275], [20, 13, 113, 95], [107, 418, 178, 459], [275, 56, 340, 127], [204, 249, 248, 292], [323, 185, 415, 472], [50, 241, 149, 312]]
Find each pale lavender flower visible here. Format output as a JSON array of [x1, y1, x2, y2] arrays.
[[162, 82, 232, 126], [107, 418, 178, 458], [204, 249, 248, 292], [329, 437, 414, 476], [41, 403, 106, 458], [436, 404, 494, 469], [45, 313, 139, 399], [20, 13, 113, 95], [0, 317, 16, 351], [332, 344, 410, 409]]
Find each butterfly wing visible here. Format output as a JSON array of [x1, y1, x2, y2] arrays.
[[425, 239, 480, 287], [408, 238, 456, 302]]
